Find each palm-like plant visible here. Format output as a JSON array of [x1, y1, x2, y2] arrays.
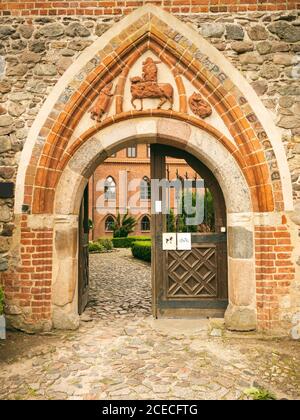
[[112, 212, 137, 238]]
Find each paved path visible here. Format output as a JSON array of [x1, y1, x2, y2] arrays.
[[87, 249, 152, 320], [0, 250, 299, 400]]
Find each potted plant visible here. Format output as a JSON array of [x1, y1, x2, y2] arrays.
[[0, 286, 5, 340]]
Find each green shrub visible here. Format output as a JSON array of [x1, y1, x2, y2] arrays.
[[130, 236, 151, 242], [131, 241, 152, 262], [112, 236, 151, 248], [97, 238, 113, 251], [0, 287, 4, 315], [244, 387, 277, 400], [88, 241, 104, 253], [112, 237, 132, 248]]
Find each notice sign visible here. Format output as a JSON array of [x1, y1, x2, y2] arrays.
[[162, 233, 177, 250], [177, 233, 192, 250], [155, 200, 162, 213]]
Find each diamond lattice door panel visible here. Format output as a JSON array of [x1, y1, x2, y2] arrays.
[[167, 246, 217, 298], [150, 144, 228, 318]]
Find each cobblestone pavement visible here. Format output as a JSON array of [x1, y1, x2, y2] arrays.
[[87, 249, 152, 320], [0, 250, 299, 400]]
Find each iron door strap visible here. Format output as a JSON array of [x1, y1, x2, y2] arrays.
[[158, 299, 228, 309]]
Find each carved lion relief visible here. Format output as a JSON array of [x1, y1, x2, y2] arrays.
[[188, 92, 212, 119], [90, 82, 114, 122]]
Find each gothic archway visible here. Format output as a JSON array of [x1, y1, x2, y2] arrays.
[[53, 121, 254, 330], [9, 5, 294, 334]]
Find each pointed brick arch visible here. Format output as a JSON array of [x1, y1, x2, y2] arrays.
[[17, 6, 292, 217]]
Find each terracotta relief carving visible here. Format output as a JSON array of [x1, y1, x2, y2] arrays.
[[188, 92, 212, 119], [130, 57, 174, 111], [90, 82, 114, 122], [142, 57, 161, 82]]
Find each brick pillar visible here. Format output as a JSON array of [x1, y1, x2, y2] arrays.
[[2, 215, 53, 332], [255, 225, 295, 332]]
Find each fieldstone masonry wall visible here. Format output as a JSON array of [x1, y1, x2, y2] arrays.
[[0, 4, 299, 336]]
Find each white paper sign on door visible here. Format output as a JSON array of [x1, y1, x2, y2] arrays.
[[162, 233, 177, 250], [155, 200, 162, 213], [177, 233, 192, 250]]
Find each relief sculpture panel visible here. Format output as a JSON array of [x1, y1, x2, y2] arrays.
[[130, 57, 174, 111]]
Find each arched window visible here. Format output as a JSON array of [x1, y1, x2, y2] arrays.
[[140, 176, 151, 200], [141, 215, 151, 231], [105, 215, 115, 231], [104, 176, 116, 200]]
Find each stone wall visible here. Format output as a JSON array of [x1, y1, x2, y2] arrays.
[[0, 6, 299, 334], [183, 11, 300, 202]]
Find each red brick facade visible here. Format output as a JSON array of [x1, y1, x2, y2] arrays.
[[89, 144, 197, 239], [0, 1, 298, 16], [255, 224, 295, 331], [1, 215, 52, 328]]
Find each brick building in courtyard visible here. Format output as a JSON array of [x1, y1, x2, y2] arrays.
[[88, 144, 197, 239]]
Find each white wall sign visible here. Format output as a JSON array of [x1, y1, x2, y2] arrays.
[[177, 233, 192, 250], [162, 233, 177, 250], [155, 200, 162, 213]]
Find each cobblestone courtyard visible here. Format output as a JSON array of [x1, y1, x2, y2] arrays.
[[0, 250, 299, 400]]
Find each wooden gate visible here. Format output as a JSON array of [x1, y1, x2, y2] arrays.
[[151, 145, 228, 318], [78, 185, 89, 315]]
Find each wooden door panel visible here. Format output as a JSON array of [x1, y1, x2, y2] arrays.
[[166, 245, 218, 299], [151, 145, 228, 318], [78, 185, 89, 315], [150, 144, 166, 318]]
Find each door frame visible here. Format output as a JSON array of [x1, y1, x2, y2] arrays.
[[49, 118, 257, 331], [78, 185, 90, 315], [151, 144, 228, 318]]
